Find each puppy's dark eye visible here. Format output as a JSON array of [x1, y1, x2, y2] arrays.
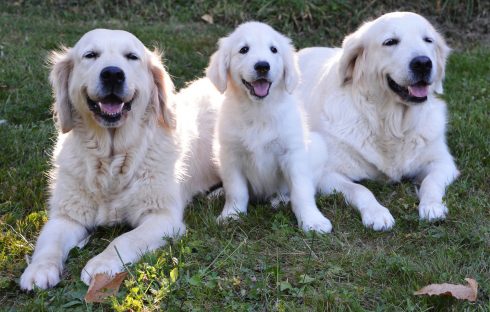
[[270, 46, 278, 53], [83, 51, 98, 59], [126, 52, 139, 60], [239, 46, 249, 54], [382, 38, 399, 46], [424, 37, 433, 43]]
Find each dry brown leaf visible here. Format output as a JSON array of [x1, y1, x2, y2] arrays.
[[84, 272, 128, 303], [201, 14, 214, 24], [414, 278, 478, 302]]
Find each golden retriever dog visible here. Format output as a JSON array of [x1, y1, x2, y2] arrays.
[[20, 29, 221, 290], [207, 22, 332, 233], [297, 12, 459, 231], [174, 77, 223, 202]]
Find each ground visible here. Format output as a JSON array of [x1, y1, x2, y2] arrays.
[[0, 1, 489, 311]]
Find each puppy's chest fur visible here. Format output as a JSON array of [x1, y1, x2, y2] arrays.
[[225, 112, 290, 197]]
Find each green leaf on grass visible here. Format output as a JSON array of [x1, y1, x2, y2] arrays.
[[169, 267, 178, 283], [279, 281, 293, 292], [298, 274, 315, 284]]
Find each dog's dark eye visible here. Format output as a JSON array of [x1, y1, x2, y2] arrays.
[[270, 46, 278, 53], [382, 38, 399, 46], [239, 46, 249, 54], [126, 52, 139, 60], [83, 51, 98, 59], [424, 37, 433, 43]]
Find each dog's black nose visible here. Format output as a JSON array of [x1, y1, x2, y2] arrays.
[[100, 66, 125, 87], [254, 61, 270, 74], [410, 56, 432, 76]]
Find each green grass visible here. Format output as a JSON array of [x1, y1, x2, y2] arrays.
[[1, 1, 489, 311]]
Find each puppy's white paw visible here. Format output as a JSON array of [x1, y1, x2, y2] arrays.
[[270, 193, 290, 209], [207, 187, 224, 199], [20, 261, 62, 290], [299, 212, 333, 233], [419, 202, 448, 221], [216, 209, 242, 224], [81, 253, 123, 286], [361, 207, 395, 231]]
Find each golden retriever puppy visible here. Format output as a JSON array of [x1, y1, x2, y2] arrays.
[[20, 29, 220, 290], [207, 22, 332, 233], [297, 12, 459, 230]]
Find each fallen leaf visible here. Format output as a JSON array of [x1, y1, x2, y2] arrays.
[[414, 278, 478, 302], [84, 272, 128, 303], [201, 14, 214, 24]]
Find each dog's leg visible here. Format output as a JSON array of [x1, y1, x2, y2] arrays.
[[417, 160, 458, 221], [283, 155, 332, 233], [319, 172, 395, 231], [20, 217, 89, 290], [217, 164, 249, 223], [81, 213, 185, 285]]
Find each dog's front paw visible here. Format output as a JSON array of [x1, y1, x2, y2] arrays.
[[419, 202, 448, 221], [361, 206, 395, 231], [81, 253, 124, 285], [20, 261, 62, 290], [299, 211, 333, 233]]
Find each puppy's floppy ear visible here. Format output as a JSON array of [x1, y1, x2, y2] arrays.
[[206, 38, 230, 93], [281, 36, 300, 93], [338, 27, 366, 85], [150, 49, 176, 129], [49, 47, 74, 133], [433, 32, 451, 94]]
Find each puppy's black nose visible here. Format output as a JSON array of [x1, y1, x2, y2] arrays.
[[100, 66, 125, 87], [410, 56, 432, 76], [254, 61, 270, 74]]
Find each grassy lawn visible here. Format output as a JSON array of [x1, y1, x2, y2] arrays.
[[1, 2, 489, 311]]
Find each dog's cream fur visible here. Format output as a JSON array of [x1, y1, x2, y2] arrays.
[[297, 12, 459, 230], [207, 22, 332, 233], [20, 29, 221, 290]]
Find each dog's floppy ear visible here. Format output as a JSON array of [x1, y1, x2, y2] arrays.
[[433, 32, 451, 94], [338, 27, 366, 85], [150, 49, 176, 129], [281, 37, 300, 93], [49, 48, 74, 133], [206, 38, 230, 93]]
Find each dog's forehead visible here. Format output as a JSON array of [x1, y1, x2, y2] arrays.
[[74, 29, 145, 53], [374, 12, 433, 38], [231, 22, 279, 46]]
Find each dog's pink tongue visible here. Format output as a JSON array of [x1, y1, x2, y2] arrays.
[[98, 102, 124, 114], [251, 80, 270, 97], [408, 84, 429, 98]]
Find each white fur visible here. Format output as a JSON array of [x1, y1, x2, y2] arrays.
[[297, 12, 458, 230], [20, 29, 221, 290], [207, 22, 332, 233], [174, 77, 223, 203]]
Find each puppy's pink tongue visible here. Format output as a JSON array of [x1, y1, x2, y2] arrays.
[[251, 80, 270, 97], [408, 84, 429, 98], [98, 102, 124, 114]]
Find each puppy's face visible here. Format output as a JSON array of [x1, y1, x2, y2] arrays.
[[206, 22, 299, 101], [50, 29, 175, 133], [340, 12, 450, 105]]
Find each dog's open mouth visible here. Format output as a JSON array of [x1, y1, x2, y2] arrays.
[[87, 94, 133, 125], [242, 78, 271, 99], [387, 75, 429, 103]]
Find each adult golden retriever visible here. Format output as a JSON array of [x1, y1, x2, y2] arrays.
[[20, 29, 220, 290], [298, 12, 459, 230]]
